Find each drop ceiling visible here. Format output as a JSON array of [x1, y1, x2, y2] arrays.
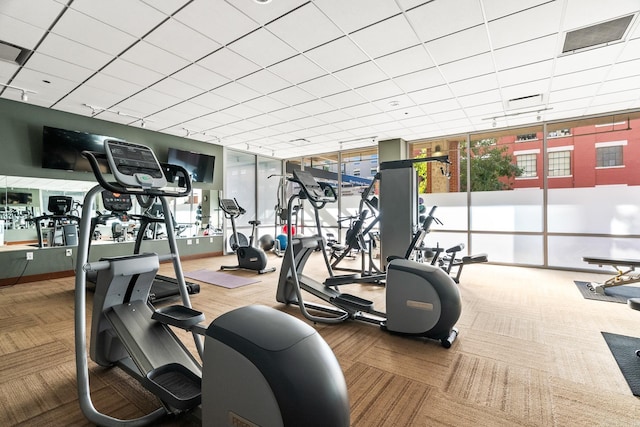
[[0, 0, 639, 159]]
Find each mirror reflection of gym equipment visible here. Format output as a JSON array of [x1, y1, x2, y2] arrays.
[[75, 139, 349, 426], [31, 196, 80, 247]]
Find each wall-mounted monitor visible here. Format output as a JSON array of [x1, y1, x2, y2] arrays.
[[167, 148, 215, 183], [41, 126, 117, 173]]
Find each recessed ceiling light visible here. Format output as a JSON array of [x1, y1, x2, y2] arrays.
[[253, 0, 272, 4]]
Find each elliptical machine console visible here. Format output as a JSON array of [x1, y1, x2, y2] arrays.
[[276, 168, 461, 347], [74, 140, 349, 426]]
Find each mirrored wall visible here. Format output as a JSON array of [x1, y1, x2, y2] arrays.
[[0, 175, 222, 247]]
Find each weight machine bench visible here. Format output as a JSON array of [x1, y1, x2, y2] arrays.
[[583, 256, 640, 294]]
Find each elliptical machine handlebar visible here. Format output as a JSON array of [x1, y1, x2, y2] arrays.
[[82, 150, 192, 198]]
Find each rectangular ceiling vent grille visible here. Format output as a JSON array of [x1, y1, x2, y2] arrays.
[[0, 40, 31, 65], [506, 94, 543, 110], [562, 14, 634, 54]]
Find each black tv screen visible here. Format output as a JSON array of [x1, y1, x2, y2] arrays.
[[42, 126, 116, 173], [167, 148, 215, 183]]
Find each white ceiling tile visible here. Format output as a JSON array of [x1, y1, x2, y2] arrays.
[[101, 58, 165, 87], [355, 79, 403, 102], [394, 67, 445, 93], [488, 2, 563, 49], [144, 18, 221, 62], [228, 28, 297, 67], [245, 114, 284, 127], [237, 69, 291, 95], [10, 68, 75, 99], [151, 77, 203, 99], [350, 14, 420, 59], [230, 0, 307, 25], [119, 88, 181, 111], [269, 85, 316, 106], [243, 96, 289, 113], [374, 45, 434, 78], [172, 64, 230, 91], [267, 3, 343, 52], [501, 79, 550, 103], [222, 103, 262, 120], [212, 82, 261, 103], [170, 101, 214, 117], [333, 61, 387, 88], [314, 109, 357, 124], [313, 0, 401, 33], [294, 99, 334, 116], [562, 0, 640, 30], [290, 115, 328, 129], [498, 60, 554, 87], [269, 106, 308, 122], [0, 12, 47, 49], [24, 52, 94, 83], [120, 41, 190, 75], [550, 66, 608, 91], [305, 37, 369, 72], [599, 74, 640, 95], [407, 84, 454, 105], [449, 74, 499, 97], [185, 90, 235, 111], [608, 58, 640, 80], [268, 55, 326, 84], [0, 61, 19, 80], [340, 102, 383, 118], [322, 90, 369, 109], [385, 105, 426, 121], [141, 0, 191, 15], [463, 101, 505, 118], [419, 98, 460, 115], [60, 84, 128, 110], [36, 33, 113, 71], [84, 73, 144, 98], [457, 90, 503, 108], [71, 0, 167, 37], [617, 37, 640, 62], [554, 43, 624, 75], [407, 0, 483, 42], [206, 110, 245, 126], [438, 53, 495, 83], [174, 0, 258, 45], [297, 74, 350, 97], [371, 93, 416, 112], [0, 0, 65, 29], [492, 35, 558, 70], [548, 83, 600, 103], [425, 26, 490, 65], [197, 47, 261, 80], [482, 0, 550, 21]]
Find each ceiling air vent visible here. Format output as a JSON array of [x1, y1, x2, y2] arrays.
[[0, 40, 31, 65], [506, 93, 543, 110], [562, 14, 635, 54]]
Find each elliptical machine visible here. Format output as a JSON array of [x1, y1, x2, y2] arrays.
[[74, 140, 349, 426], [276, 169, 461, 347], [219, 197, 276, 274]]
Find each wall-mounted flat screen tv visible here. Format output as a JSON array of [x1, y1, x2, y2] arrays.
[[41, 126, 117, 173], [167, 148, 215, 183]]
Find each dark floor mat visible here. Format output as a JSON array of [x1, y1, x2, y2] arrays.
[[602, 332, 640, 396], [573, 281, 640, 303]]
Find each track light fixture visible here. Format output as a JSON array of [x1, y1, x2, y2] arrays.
[[0, 83, 36, 102], [84, 104, 151, 128]]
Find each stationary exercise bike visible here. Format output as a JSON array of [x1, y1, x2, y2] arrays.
[[276, 169, 462, 347], [74, 140, 349, 426], [219, 197, 276, 274]]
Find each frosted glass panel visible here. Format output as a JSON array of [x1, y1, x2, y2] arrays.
[[425, 192, 468, 231], [548, 186, 640, 234], [424, 231, 469, 255], [472, 233, 543, 265], [548, 235, 640, 269], [470, 189, 543, 232]]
